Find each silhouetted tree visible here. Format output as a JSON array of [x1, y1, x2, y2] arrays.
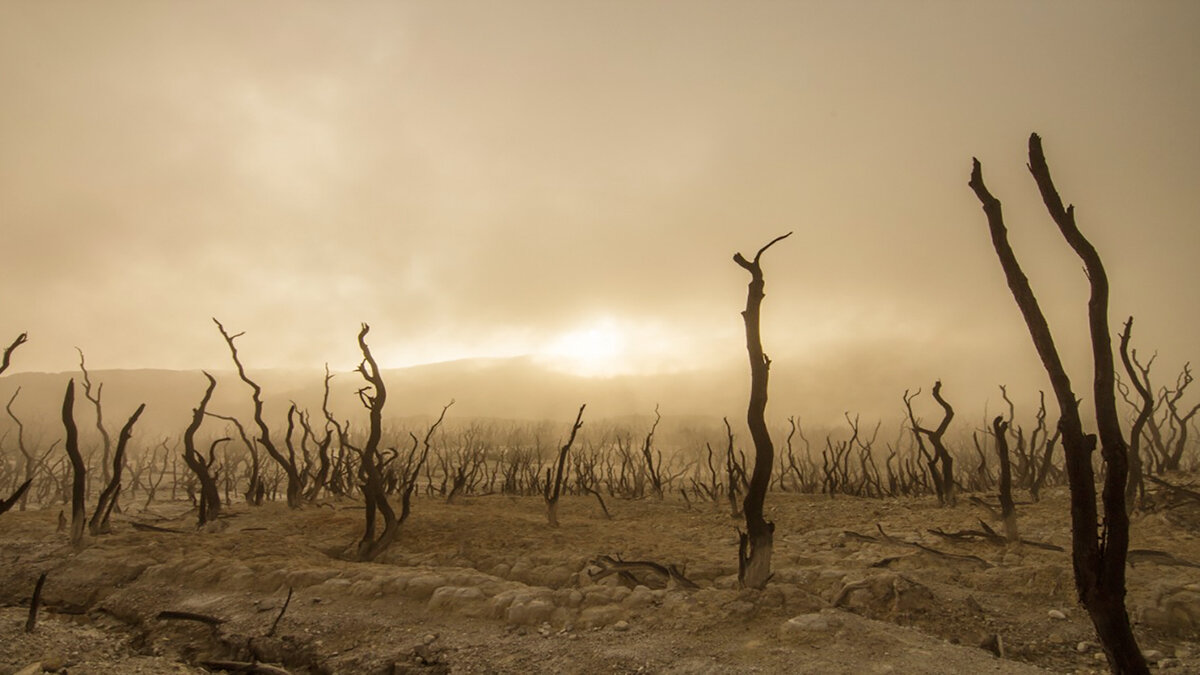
[[88, 402, 145, 534], [969, 133, 1146, 673], [61, 380, 86, 546], [0, 332, 27, 375], [214, 318, 303, 507], [182, 373, 222, 527], [544, 404, 585, 527], [733, 232, 790, 589]]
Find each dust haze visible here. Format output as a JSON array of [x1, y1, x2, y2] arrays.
[[2, 1, 1198, 424]]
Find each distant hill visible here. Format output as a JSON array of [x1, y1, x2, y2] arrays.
[[0, 348, 1049, 445]]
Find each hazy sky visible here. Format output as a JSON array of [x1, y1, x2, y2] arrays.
[[2, 2, 1198, 418]]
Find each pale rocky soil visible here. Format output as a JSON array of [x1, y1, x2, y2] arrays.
[[1, 486, 1198, 674]]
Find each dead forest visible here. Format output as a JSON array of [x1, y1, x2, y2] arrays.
[[2, 136, 1199, 674]]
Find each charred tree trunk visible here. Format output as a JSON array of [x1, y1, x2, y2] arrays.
[[62, 380, 86, 546], [544, 405, 585, 527], [969, 134, 1146, 674], [89, 403, 145, 534], [992, 416, 1019, 542], [354, 324, 394, 561], [182, 373, 222, 527], [733, 232, 790, 590]]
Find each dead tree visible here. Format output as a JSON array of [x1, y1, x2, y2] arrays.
[[206, 411, 262, 505], [6, 388, 53, 512], [639, 405, 665, 499], [214, 319, 303, 508], [969, 133, 1146, 673], [733, 232, 790, 590], [62, 380, 86, 546], [903, 389, 944, 503], [1, 332, 27, 375], [1160, 364, 1200, 472], [992, 416, 1019, 542], [1118, 319, 1153, 511], [354, 324, 394, 561], [907, 382, 957, 505], [182, 373, 222, 526], [76, 349, 114, 490], [544, 404, 585, 527], [88, 403, 145, 534]]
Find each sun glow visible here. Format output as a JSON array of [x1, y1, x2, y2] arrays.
[[538, 318, 628, 377]]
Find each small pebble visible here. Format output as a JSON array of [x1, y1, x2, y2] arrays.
[[1077, 641, 1096, 653], [1143, 649, 1163, 663], [422, 634, 437, 645], [1048, 609, 1068, 620], [612, 620, 630, 632]]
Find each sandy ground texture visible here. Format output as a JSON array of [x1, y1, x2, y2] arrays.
[[1, 486, 1198, 674]]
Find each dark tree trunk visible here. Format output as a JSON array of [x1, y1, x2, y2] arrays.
[[733, 232, 790, 590], [969, 134, 1146, 674], [182, 373, 221, 527], [62, 380, 86, 546], [90, 403, 146, 534], [992, 416, 1019, 542], [544, 405, 585, 527]]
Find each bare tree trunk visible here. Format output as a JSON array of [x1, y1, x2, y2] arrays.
[[62, 380, 86, 546], [992, 416, 1019, 542], [1118, 319, 1152, 513], [544, 405, 585, 527], [76, 350, 113, 490], [733, 232, 790, 590], [182, 373, 222, 527], [89, 403, 145, 534], [969, 134, 1146, 674]]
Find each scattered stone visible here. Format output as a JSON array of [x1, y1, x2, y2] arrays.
[[612, 620, 630, 632], [1143, 649, 1164, 663], [1047, 609, 1068, 620], [1077, 641, 1096, 653], [1158, 657, 1180, 669], [422, 634, 438, 645], [779, 612, 840, 638]]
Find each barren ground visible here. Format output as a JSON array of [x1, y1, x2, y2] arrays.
[[1, 487, 1197, 674]]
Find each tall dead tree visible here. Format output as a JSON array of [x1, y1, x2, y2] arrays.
[[969, 133, 1146, 674], [182, 373, 222, 527], [544, 404, 585, 527], [733, 232, 790, 590], [62, 380, 86, 546], [354, 323, 396, 561], [214, 319, 303, 508], [88, 402, 145, 534], [1, 332, 27, 375]]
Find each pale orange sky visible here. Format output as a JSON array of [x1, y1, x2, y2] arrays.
[[1, 1, 1198, 419]]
